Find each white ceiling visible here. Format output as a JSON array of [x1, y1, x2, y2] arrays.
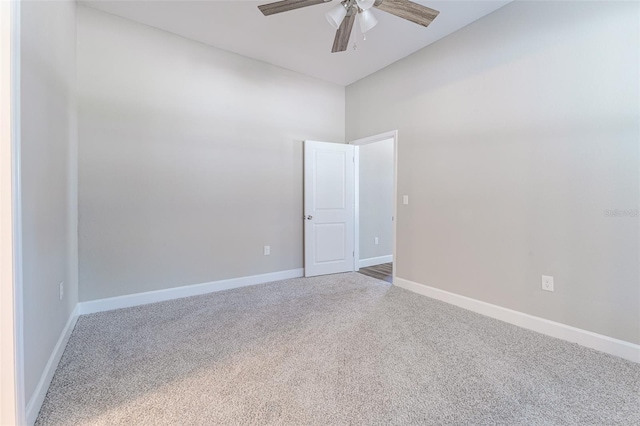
[[82, 0, 512, 85]]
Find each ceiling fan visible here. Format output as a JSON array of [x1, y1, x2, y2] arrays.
[[257, 0, 439, 53]]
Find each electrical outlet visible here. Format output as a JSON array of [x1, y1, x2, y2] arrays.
[[59, 281, 64, 301], [374, 237, 379, 245], [264, 245, 270, 256], [541, 275, 554, 292]]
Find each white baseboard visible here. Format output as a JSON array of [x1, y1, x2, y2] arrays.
[[394, 277, 640, 364], [78, 268, 305, 315], [26, 305, 80, 425], [358, 255, 393, 269]]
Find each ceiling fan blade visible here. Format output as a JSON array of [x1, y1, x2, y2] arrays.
[[374, 0, 439, 27], [331, 11, 356, 53], [258, 0, 327, 16]]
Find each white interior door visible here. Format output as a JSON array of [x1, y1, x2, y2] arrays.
[[304, 141, 355, 277]]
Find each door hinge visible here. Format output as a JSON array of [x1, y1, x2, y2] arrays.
[[353, 251, 355, 257]]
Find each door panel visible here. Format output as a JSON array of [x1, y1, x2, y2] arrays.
[[315, 223, 346, 263], [315, 151, 346, 210], [304, 141, 354, 277]]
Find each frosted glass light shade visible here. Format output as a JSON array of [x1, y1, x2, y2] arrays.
[[326, 3, 348, 29], [356, 0, 375, 10], [359, 9, 378, 33]]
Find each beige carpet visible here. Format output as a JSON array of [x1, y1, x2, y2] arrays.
[[36, 273, 639, 425]]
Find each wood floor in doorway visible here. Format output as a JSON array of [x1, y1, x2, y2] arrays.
[[358, 263, 393, 283]]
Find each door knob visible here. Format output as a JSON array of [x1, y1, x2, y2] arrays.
[[306, 215, 313, 220]]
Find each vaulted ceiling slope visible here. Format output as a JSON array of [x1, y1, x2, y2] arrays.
[[81, 0, 512, 86]]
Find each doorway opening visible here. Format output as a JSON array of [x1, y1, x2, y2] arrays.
[[352, 131, 397, 284]]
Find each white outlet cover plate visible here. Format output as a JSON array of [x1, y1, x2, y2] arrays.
[[541, 275, 554, 292]]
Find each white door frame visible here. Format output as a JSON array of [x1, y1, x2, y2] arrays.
[[0, 0, 25, 424], [350, 130, 398, 282]]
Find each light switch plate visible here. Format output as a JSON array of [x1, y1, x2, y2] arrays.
[[264, 245, 270, 256], [403, 195, 409, 205]]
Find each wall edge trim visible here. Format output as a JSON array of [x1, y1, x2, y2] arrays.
[[26, 305, 79, 425], [78, 268, 305, 315], [394, 277, 640, 363], [359, 255, 393, 269]]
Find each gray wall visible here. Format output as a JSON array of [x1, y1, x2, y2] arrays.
[[359, 138, 394, 261], [21, 0, 78, 403], [77, 6, 345, 301], [346, 1, 639, 344]]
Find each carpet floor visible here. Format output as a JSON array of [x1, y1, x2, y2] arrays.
[[36, 273, 639, 425]]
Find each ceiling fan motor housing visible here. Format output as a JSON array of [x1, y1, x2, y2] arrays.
[[343, 0, 356, 16]]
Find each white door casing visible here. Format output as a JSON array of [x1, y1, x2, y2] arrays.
[[304, 141, 355, 277], [1, 0, 24, 423], [351, 130, 398, 281]]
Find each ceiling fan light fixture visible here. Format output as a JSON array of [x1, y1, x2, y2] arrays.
[[325, 2, 348, 30], [358, 9, 378, 33], [257, 0, 440, 53], [356, 0, 375, 10]]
